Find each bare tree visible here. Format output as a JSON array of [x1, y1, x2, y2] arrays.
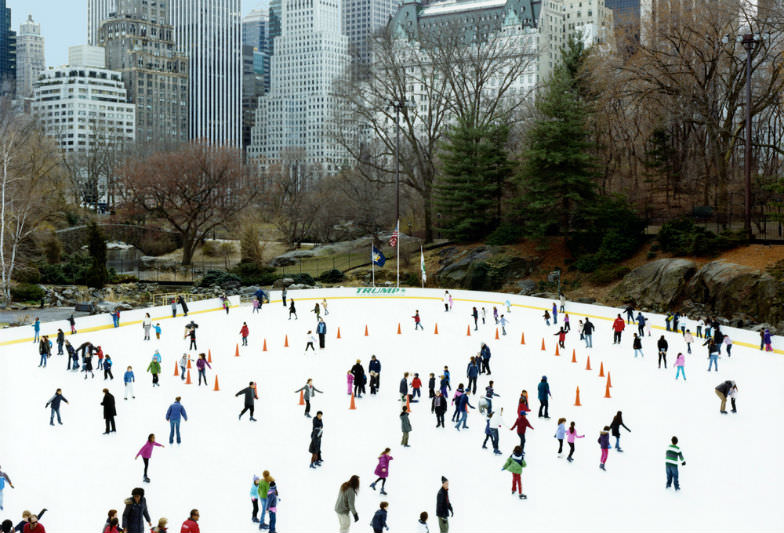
[[118, 142, 258, 265]]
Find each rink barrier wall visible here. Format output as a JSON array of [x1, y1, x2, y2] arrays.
[[2, 288, 779, 355], [0, 295, 240, 347]]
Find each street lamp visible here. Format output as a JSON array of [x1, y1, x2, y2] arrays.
[[389, 98, 409, 287]]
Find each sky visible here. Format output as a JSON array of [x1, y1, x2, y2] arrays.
[[7, 0, 266, 68]]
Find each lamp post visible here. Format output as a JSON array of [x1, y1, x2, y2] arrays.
[[389, 98, 407, 288], [740, 33, 761, 241]]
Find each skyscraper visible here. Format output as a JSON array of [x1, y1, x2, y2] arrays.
[[268, 0, 282, 55], [344, 0, 401, 76], [243, 6, 270, 53], [16, 15, 44, 99], [87, 0, 117, 46], [0, 0, 16, 92], [98, 0, 189, 144], [242, 8, 270, 149], [170, 0, 242, 146], [249, 0, 351, 177]]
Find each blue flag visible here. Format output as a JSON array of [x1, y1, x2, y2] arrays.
[[372, 246, 386, 267]]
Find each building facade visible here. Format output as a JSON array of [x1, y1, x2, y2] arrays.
[[170, 0, 242, 146], [88, 0, 117, 45], [16, 15, 44, 99], [98, 0, 189, 144], [344, 0, 401, 77], [249, 0, 351, 177], [0, 0, 15, 93]]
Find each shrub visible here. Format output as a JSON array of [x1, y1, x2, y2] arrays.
[[230, 261, 279, 285], [402, 272, 420, 286], [485, 222, 523, 245], [657, 217, 743, 257], [568, 195, 646, 267], [318, 269, 345, 283], [201, 240, 220, 257], [292, 273, 316, 286], [198, 270, 242, 288], [11, 283, 45, 302], [137, 234, 179, 256], [14, 265, 41, 284], [588, 264, 630, 285], [572, 255, 599, 273]]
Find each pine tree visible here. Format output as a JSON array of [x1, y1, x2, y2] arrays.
[[85, 221, 108, 289], [516, 39, 598, 241], [435, 117, 513, 242]]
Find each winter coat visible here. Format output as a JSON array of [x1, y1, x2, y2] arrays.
[[147, 361, 161, 375], [583, 321, 595, 335], [431, 395, 447, 414], [658, 338, 668, 352], [266, 485, 278, 511], [101, 392, 117, 419], [480, 344, 491, 361], [412, 376, 422, 389], [716, 380, 735, 396], [103, 358, 112, 371], [436, 487, 452, 518], [612, 317, 625, 332], [295, 384, 323, 402], [124, 370, 135, 383], [466, 362, 479, 378], [334, 487, 357, 515], [555, 423, 566, 440], [316, 321, 327, 335], [633, 337, 642, 349], [374, 454, 393, 478], [351, 363, 365, 383], [598, 431, 610, 449], [369, 359, 381, 374], [502, 453, 525, 474], [371, 509, 388, 531], [455, 393, 474, 412], [416, 520, 429, 533], [45, 392, 67, 410], [566, 428, 584, 443], [258, 478, 271, 500], [22, 523, 45, 533], [309, 417, 323, 453], [684, 332, 694, 344], [399, 378, 408, 395], [166, 401, 188, 422], [180, 519, 199, 533], [401, 411, 412, 432], [121, 496, 151, 533], [136, 440, 163, 459], [235, 386, 256, 406], [610, 414, 630, 437], [196, 358, 211, 371], [636, 314, 646, 326], [240, 325, 250, 337], [537, 379, 550, 401], [675, 354, 685, 367], [511, 414, 533, 435]]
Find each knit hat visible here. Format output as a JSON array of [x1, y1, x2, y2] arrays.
[[441, 475, 448, 483], [131, 487, 145, 497], [253, 475, 260, 482]]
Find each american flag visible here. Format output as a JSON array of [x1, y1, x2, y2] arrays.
[[389, 220, 399, 248]]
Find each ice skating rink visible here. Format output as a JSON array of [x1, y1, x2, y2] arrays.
[[1, 288, 782, 533]]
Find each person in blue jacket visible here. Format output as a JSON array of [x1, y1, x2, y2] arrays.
[[369, 355, 381, 388], [165, 396, 188, 444], [124, 366, 136, 400], [454, 391, 475, 430], [484, 381, 500, 413], [537, 376, 551, 419], [33, 317, 40, 343], [480, 343, 491, 375], [316, 318, 327, 349], [636, 312, 646, 337], [103, 355, 114, 380], [45, 388, 68, 426], [466, 357, 479, 394], [371, 501, 389, 533]]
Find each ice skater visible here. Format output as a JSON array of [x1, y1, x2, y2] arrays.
[[196, 353, 211, 386], [612, 314, 625, 344], [121, 487, 151, 532], [432, 391, 447, 428], [675, 353, 686, 380], [317, 318, 327, 349], [236, 382, 259, 421], [371, 502, 389, 533], [609, 411, 631, 452], [480, 343, 491, 375], [400, 406, 412, 447], [537, 376, 551, 419], [502, 446, 526, 499], [443, 291, 450, 312], [101, 388, 117, 434], [553, 327, 565, 349], [295, 379, 323, 417], [103, 355, 114, 380], [511, 410, 533, 450], [411, 310, 424, 331], [184, 322, 198, 350], [240, 322, 250, 347], [124, 366, 136, 399], [657, 335, 668, 368], [165, 396, 188, 444], [0, 466, 14, 510], [309, 412, 324, 468], [598, 426, 611, 470], [305, 331, 316, 352], [566, 421, 584, 462], [288, 299, 297, 320], [715, 380, 738, 414], [665, 436, 686, 490], [555, 418, 566, 456], [135, 434, 164, 483], [143, 313, 152, 341], [499, 314, 509, 336], [179, 354, 188, 381], [471, 307, 479, 330], [146, 356, 161, 387], [370, 448, 393, 495], [33, 317, 40, 343], [334, 475, 359, 531], [312, 302, 321, 320]]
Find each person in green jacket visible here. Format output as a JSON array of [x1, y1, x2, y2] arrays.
[[257, 470, 272, 530], [501, 445, 527, 500], [146, 358, 161, 387], [665, 436, 686, 491]]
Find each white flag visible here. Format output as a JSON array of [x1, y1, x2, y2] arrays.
[[420, 246, 427, 284]]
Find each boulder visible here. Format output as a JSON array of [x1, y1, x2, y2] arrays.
[[435, 246, 539, 290], [288, 283, 314, 290], [272, 277, 295, 288], [269, 256, 297, 267], [516, 280, 537, 295], [575, 297, 596, 304], [609, 259, 698, 311]]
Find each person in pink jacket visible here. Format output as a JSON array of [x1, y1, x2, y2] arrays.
[[566, 421, 585, 463], [135, 433, 164, 483], [370, 448, 393, 495], [347, 371, 354, 395], [675, 352, 686, 380]]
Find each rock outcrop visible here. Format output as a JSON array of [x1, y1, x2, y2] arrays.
[[435, 246, 539, 290], [609, 259, 697, 309]]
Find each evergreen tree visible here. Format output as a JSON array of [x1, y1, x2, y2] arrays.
[[85, 221, 108, 289], [435, 116, 513, 242], [516, 39, 598, 240]]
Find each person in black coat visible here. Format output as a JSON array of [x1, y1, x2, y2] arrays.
[[177, 295, 189, 316], [122, 487, 151, 533], [436, 477, 453, 531], [657, 336, 669, 369], [369, 355, 381, 388], [236, 382, 258, 421], [101, 388, 117, 434], [431, 392, 447, 428], [309, 411, 324, 468], [609, 411, 631, 452], [351, 360, 365, 398]]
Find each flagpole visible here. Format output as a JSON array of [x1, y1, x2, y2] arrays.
[[396, 219, 400, 288], [421, 245, 424, 288], [371, 240, 375, 288]]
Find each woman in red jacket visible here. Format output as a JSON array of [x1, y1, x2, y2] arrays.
[[240, 323, 250, 347], [517, 390, 531, 415], [612, 314, 625, 344]]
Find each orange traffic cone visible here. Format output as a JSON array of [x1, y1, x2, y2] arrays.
[[208, 349, 212, 363], [337, 327, 341, 339], [495, 328, 500, 340], [541, 339, 546, 351], [349, 393, 356, 410], [607, 371, 613, 388], [174, 362, 179, 376], [571, 349, 577, 363], [235, 344, 240, 357], [599, 362, 605, 377], [213, 375, 220, 391], [555, 345, 560, 356], [284, 335, 289, 348], [187, 358, 192, 369], [262, 339, 267, 352], [365, 325, 369, 336], [466, 325, 471, 336], [604, 380, 612, 398], [397, 323, 402, 335], [185, 369, 192, 384], [299, 390, 305, 405], [520, 332, 525, 345], [574, 386, 582, 406], [434, 323, 439, 335], [585, 356, 592, 371], [406, 395, 411, 413]]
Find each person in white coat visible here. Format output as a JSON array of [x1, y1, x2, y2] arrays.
[[443, 291, 450, 312], [416, 512, 429, 533]]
